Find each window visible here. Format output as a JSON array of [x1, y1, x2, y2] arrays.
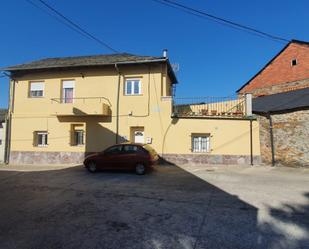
[[192, 134, 210, 153], [125, 79, 141, 95], [104, 145, 122, 155], [30, 82, 44, 97], [35, 131, 48, 147], [0, 139, 2, 145], [62, 80, 75, 103], [73, 130, 84, 146], [291, 59, 297, 66]]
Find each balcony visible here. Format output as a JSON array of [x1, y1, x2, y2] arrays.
[[172, 95, 252, 119], [50, 97, 111, 116]]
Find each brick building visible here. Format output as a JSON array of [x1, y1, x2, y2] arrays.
[[238, 40, 309, 167]]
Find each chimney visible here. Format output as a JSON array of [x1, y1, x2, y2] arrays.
[[163, 49, 168, 58]]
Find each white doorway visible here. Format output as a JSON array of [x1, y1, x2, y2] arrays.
[[130, 127, 145, 144], [134, 131, 144, 144]]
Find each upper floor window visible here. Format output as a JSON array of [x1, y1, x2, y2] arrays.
[[125, 79, 141, 95], [62, 80, 75, 103], [29, 82, 44, 98], [291, 59, 297, 66], [192, 134, 210, 153]]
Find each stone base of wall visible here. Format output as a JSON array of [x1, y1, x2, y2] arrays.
[[161, 154, 261, 166], [10, 151, 86, 165], [10, 151, 261, 166]]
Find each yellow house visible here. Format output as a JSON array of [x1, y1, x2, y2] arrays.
[[3, 52, 260, 165]]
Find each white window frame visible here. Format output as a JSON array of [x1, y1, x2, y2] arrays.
[[36, 131, 48, 147], [62, 80, 75, 103], [125, 79, 142, 95], [29, 82, 44, 98], [192, 134, 210, 153]]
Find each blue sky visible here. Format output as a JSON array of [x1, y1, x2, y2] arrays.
[[1, 0, 309, 108]]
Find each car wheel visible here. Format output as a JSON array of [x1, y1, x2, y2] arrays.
[[135, 163, 146, 175], [87, 161, 97, 173]]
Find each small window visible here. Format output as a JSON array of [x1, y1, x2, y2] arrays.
[[192, 134, 210, 153], [125, 79, 141, 95], [291, 59, 297, 66], [35, 131, 48, 147], [0, 139, 2, 145], [73, 130, 84, 146], [30, 82, 44, 98]]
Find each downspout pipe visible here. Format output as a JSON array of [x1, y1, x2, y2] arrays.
[[268, 112, 276, 166], [5, 77, 14, 164], [250, 118, 253, 166], [115, 64, 121, 144]]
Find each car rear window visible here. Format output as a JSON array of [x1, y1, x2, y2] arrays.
[[143, 144, 158, 157]]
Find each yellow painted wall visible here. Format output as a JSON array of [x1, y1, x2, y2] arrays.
[[10, 63, 260, 157]]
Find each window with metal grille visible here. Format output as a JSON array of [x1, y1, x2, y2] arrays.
[[74, 130, 84, 146], [192, 134, 210, 153], [35, 131, 48, 147]]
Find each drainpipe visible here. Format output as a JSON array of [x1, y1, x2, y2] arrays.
[[115, 64, 121, 144], [250, 118, 253, 166], [246, 93, 253, 166], [268, 113, 276, 166], [5, 78, 15, 164]]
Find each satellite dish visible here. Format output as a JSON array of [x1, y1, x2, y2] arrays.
[[171, 63, 179, 73]]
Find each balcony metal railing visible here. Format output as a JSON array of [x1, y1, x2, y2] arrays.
[[173, 95, 247, 118], [51, 96, 112, 106]]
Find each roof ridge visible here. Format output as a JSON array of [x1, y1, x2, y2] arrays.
[[291, 39, 309, 46]]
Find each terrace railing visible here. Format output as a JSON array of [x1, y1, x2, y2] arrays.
[[173, 95, 250, 118]]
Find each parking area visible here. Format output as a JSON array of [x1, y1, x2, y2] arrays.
[[0, 164, 308, 249]]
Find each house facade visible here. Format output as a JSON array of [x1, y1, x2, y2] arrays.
[[0, 109, 7, 163], [238, 40, 309, 167], [4, 52, 260, 165]]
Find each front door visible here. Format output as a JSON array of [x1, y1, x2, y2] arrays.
[[134, 131, 144, 144]]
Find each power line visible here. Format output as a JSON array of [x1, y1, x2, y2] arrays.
[[26, 0, 119, 53], [25, 0, 90, 39], [153, 0, 290, 44]]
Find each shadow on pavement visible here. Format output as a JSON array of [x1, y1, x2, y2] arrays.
[[0, 165, 307, 249]]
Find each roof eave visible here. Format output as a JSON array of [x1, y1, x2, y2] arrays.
[[2, 58, 178, 84]]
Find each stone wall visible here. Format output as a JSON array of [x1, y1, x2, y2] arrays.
[[10, 151, 86, 165], [162, 154, 261, 166], [250, 78, 309, 97], [9, 151, 261, 166], [257, 110, 309, 167]]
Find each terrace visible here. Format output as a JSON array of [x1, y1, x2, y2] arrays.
[[172, 94, 252, 119]]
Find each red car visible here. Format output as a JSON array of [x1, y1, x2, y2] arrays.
[[83, 143, 159, 175]]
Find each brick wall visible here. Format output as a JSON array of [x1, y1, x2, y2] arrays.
[[240, 42, 309, 95], [258, 110, 309, 167]]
